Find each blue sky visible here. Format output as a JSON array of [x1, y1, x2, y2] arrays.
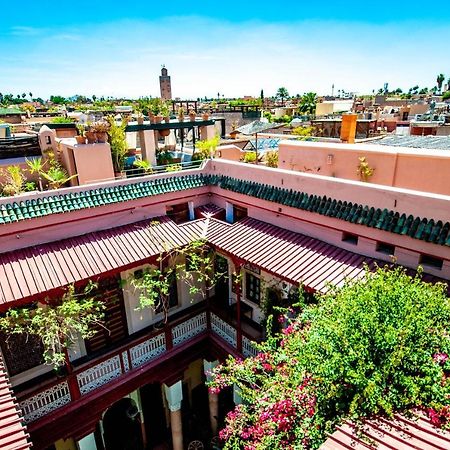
[[1, 1, 449, 99]]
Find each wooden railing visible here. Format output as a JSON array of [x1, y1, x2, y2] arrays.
[[17, 306, 260, 423]]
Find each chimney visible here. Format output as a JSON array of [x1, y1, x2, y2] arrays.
[[340, 114, 357, 143]]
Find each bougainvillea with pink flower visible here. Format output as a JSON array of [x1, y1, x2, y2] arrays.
[[208, 266, 450, 449]]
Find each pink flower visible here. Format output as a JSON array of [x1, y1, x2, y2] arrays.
[[433, 353, 449, 365]]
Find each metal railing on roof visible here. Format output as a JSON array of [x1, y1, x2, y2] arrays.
[[123, 158, 206, 178]]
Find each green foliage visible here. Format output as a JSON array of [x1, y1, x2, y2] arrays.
[[0, 282, 105, 368], [165, 164, 182, 172], [274, 114, 292, 124], [244, 151, 257, 163], [41, 165, 77, 189], [133, 158, 153, 174], [0, 165, 25, 196], [263, 111, 273, 122], [51, 117, 74, 124], [129, 237, 227, 323], [298, 93, 317, 116], [26, 155, 77, 190], [292, 126, 315, 140], [276, 87, 289, 105], [193, 135, 220, 160], [136, 97, 170, 116], [443, 91, 450, 100], [24, 181, 36, 192], [229, 98, 262, 107], [356, 156, 375, 182], [209, 266, 450, 449], [49, 95, 66, 105], [107, 116, 129, 173], [265, 150, 278, 168], [156, 148, 174, 166], [437, 73, 445, 91]]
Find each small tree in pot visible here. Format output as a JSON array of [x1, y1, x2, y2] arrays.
[[107, 116, 129, 176]]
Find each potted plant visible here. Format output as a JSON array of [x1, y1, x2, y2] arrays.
[[178, 106, 185, 122], [189, 110, 196, 121], [107, 116, 129, 177], [75, 124, 86, 144], [356, 156, 375, 182], [161, 101, 171, 123], [85, 122, 97, 144], [90, 120, 110, 143], [202, 109, 210, 121]]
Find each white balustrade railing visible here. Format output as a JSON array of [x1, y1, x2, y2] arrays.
[[77, 355, 122, 395], [211, 313, 237, 348], [242, 335, 259, 358], [18, 309, 259, 423], [130, 333, 166, 368], [172, 312, 207, 346], [19, 381, 71, 423]]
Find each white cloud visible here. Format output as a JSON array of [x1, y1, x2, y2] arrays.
[[1, 17, 449, 98]]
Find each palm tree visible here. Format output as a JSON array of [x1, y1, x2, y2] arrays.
[[298, 92, 317, 117], [276, 87, 289, 106], [437, 74, 445, 93], [29, 92, 33, 100]]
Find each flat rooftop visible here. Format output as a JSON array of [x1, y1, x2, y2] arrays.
[[373, 135, 450, 150]]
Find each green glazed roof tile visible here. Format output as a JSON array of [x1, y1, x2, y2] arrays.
[[0, 172, 447, 246]]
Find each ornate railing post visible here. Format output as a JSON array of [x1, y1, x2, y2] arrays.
[[64, 347, 81, 400]]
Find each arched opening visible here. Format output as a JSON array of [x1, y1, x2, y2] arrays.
[[103, 398, 143, 450]]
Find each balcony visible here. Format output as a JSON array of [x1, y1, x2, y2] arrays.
[[15, 302, 262, 425]]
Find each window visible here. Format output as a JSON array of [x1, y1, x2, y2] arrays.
[[245, 272, 261, 305], [155, 273, 179, 314], [342, 232, 358, 245], [233, 205, 248, 223], [166, 203, 190, 224], [419, 254, 443, 270], [376, 242, 395, 255], [0, 332, 44, 376]]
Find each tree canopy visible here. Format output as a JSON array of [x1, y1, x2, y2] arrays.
[[209, 266, 450, 449], [297, 92, 317, 116], [276, 87, 289, 105]]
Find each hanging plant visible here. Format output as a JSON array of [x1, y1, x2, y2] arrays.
[[0, 282, 105, 369], [356, 156, 375, 182]]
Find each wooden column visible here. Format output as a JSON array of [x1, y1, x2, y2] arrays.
[[64, 347, 81, 401], [232, 261, 243, 353], [204, 360, 219, 435]]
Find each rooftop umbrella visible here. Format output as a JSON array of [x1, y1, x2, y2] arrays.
[[236, 120, 276, 163]]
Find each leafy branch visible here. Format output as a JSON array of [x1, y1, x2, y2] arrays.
[[129, 235, 227, 323], [0, 282, 105, 369]]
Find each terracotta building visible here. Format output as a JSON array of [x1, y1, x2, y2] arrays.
[[0, 147, 449, 449]]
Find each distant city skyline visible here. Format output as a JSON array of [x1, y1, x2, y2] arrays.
[[1, 1, 449, 99]]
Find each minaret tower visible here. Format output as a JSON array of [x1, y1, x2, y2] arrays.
[[159, 65, 172, 100]]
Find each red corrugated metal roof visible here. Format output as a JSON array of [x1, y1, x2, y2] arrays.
[[207, 217, 377, 291], [0, 217, 200, 306], [320, 413, 450, 450], [0, 214, 444, 307], [0, 357, 30, 450]]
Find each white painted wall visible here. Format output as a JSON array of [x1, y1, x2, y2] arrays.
[[121, 259, 205, 336], [77, 433, 97, 450]]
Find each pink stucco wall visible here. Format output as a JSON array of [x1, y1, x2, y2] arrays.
[[278, 140, 450, 195], [59, 140, 115, 186], [1, 160, 449, 280]]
